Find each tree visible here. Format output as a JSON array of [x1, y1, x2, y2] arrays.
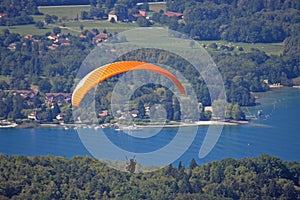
[[231, 104, 245, 120], [53, 27, 61, 35], [81, 11, 89, 20], [178, 161, 184, 170], [137, 100, 145, 118], [45, 14, 53, 24], [173, 96, 181, 121], [141, 2, 150, 11], [79, 24, 84, 31], [35, 21, 44, 29], [137, 17, 149, 27], [115, 4, 128, 21], [189, 158, 198, 169]]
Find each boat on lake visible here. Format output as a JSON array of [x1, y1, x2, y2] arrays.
[[115, 125, 142, 131], [0, 120, 18, 128]]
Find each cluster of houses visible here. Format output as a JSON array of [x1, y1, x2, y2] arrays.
[[7, 33, 72, 51], [108, 10, 183, 23], [7, 89, 72, 121], [7, 30, 111, 51], [47, 34, 71, 50], [79, 32, 109, 45], [5, 5, 185, 51], [263, 80, 282, 88]]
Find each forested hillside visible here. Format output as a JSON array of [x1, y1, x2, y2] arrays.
[[0, 154, 299, 199], [166, 0, 300, 43], [0, 0, 39, 26]]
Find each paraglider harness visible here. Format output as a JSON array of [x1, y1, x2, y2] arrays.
[[125, 155, 137, 173]]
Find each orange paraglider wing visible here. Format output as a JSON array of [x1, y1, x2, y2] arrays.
[[72, 61, 186, 107]]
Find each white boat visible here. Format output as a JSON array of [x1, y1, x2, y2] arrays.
[[0, 122, 18, 128], [118, 125, 142, 131]]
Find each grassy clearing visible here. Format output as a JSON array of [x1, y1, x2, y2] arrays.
[[200, 40, 283, 55], [63, 20, 138, 33], [0, 24, 80, 35], [149, 3, 166, 12], [0, 24, 52, 35], [118, 29, 283, 55], [38, 5, 90, 20]]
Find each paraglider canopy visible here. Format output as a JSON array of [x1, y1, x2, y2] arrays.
[[72, 61, 186, 107]]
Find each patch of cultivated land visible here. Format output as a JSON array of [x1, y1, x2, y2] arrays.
[[38, 5, 90, 19]]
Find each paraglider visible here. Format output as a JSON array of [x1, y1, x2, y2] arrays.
[[72, 61, 186, 107], [125, 155, 137, 173]]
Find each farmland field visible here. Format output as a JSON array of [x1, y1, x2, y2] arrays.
[[38, 5, 90, 20]]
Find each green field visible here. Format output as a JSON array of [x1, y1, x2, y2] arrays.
[[38, 5, 90, 20], [117, 29, 283, 55], [149, 3, 166, 12], [199, 40, 284, 55], [0, 24, 80, 35], [62, 20, 138, 33]]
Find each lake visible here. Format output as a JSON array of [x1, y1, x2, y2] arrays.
[[0, 87, 299, 168]]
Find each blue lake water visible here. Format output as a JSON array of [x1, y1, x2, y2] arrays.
[[0, 88, 299, 167]]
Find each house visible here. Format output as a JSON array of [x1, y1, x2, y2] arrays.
[[24, 34, 33, 39], [47, 35, 59, 41], [28, 111, 38, 120], [61, 42, 71, 47], [269, 83, 282, 88], [11, 90, 38, 99], [79, 33, 87, 39], [56, 113, 65, 120], [108, 10, 118, 22], [8, 43, 16, 50], [139, 10, 147, 17], [0, 13, 7, 18], [130, 110, 139, 118], [48, 43, 59, 50], [45, 93, 71, 105], [130, 10, 151, 22], [93, 33, 109, 44], [99, 110, 109, 117], [164, 11, 183, 19], [204, 106, 213, 113]]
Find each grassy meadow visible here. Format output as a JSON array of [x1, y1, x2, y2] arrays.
[[38, 5, 90, 20]]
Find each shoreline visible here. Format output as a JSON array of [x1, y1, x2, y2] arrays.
[[5, 120, 250, 129], [135, 120, 248, 128], [43, 120, 248, 129]]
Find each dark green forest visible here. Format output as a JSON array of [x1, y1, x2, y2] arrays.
[[0, 0, 40, 26], [165, 0, 300, 43], [0, 154, 299, 199]]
